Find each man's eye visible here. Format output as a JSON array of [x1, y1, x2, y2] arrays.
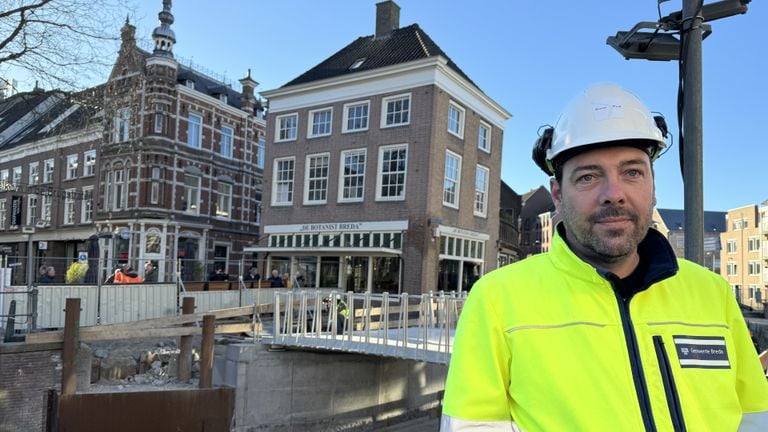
[[626, 169, 641, 177], [577, 174, 593, 183]]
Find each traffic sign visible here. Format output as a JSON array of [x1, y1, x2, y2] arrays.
[[78, 252, 88, 262]]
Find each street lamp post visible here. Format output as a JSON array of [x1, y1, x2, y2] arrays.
[[606, 0, 751, 266]]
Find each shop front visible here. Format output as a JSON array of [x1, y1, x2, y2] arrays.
[[245, 220, 407, 293], [435, 225, 488, 293]]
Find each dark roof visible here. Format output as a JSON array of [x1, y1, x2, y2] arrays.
[[138, 48, 246, 112], [657, 208, 726, 233], [500, 180, 521, 206], [282, 24, 478, 89], [0, 87, 102, 150]]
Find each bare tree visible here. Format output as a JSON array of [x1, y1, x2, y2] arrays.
[[0, 0, 133, 92]]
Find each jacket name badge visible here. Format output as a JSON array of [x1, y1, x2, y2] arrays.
[[673, 335, 730, 369]]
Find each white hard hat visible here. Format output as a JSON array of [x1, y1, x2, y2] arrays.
[[533, 83, 668, 175]]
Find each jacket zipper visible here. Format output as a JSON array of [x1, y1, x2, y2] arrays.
[[653, 335, 686, 431], [612, 282, 657, 431]]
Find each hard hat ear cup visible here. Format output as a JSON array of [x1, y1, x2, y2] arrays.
[[532, 126, 555, 175], [653, 115, 669, 139]]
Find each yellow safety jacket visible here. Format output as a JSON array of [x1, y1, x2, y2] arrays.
[[442, 226, 768, 431]]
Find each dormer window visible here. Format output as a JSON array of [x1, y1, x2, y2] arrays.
[[218, 94, 228, 103], [349, 58, 366, 70], [185, 80, 195, 89]]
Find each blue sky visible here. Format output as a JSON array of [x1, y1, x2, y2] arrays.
[[17, 0, 767, 211]]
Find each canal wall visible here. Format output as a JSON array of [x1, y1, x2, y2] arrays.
[[214, 343, 447, 431]]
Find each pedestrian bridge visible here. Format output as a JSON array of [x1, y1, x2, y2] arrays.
[[268, 290, 465, 364]]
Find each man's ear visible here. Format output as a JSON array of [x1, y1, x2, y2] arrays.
[[550, 178, 562, 211]]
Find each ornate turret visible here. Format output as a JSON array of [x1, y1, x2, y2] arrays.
[[239, 69, 259, 113], [152, 0, 176, 58]]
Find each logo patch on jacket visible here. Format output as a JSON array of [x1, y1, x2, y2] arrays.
[[673, 335, 730, 369]]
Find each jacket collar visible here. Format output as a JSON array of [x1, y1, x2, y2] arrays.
[[550, 222, 679, 287]]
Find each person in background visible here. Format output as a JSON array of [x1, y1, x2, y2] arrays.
[[38, 266, 55, 284], [268, 269, 284, 287], [144, 261, 158, 283], [243, 266, 260, 282], [441, 83, 768, 431], [115, 264, 143, 284], [208, 267, 228, 281], [38, 264, 48, 282]]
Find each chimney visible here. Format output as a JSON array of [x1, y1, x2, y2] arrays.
[[375, 1, 400, 39]]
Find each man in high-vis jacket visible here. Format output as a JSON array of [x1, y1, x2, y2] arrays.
[[441, 83, 768, 431]]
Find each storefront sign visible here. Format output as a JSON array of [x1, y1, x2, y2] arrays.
[[437, 224, 490, 240], [265, 220, 408, 234]]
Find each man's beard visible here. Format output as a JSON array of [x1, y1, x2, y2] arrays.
[[564, 204, 650, 264]]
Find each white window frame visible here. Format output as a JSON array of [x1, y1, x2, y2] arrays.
[[81, 186, 93, 223], [447, 101, 466, 139], [216, 182, 233, 218], [748, 261, 760, 276], [747, 236, 760, 252], [443, 151, 462, 208], [150, 167, 161, 204], [272, 157, 295, 206], [43, 159, 54, 183], [63, 189, 76, 225], [376, 144, 408, 201], [0, 170, 7, 185], [154, 104, 165, 134], [26, 195, 37, 226], [342, 100, 370, 133], [256, 136, 265, 168], [478, 121, 491, 153], [42, 193, 52, 223], [308, 107, 333, 138], [111, 167, 126, 210], [184, 174, 201, 214], [0, 199, 5, 230], [12, 167, 21, 186], [474, 165, 490, 217], [187, 113, 202, 148], [65, 155, 78, 180], [304, 153, 330, 205], [275, 113, 298, 142], [338, 149, 366, 203], [380, 93, 411, 128], [84, 151, 96, 176], [28, 162, 39, 185], [220, 126, 233, 158], [115, 107, 130, 142]]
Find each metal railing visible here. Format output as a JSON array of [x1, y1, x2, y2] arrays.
[[272, 290, 466, 364]]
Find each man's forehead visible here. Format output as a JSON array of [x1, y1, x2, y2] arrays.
[[563, 145, 651, 170]]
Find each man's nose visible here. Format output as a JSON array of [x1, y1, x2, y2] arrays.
[[599, 175, 626, 204]]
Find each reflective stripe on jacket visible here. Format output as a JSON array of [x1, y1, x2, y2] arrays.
[[442, 226, 768, 431]]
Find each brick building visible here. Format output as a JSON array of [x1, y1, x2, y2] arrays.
[[721, 203, 768, 309], [249, 1, 510, 294], [0, 1, 265, 283]]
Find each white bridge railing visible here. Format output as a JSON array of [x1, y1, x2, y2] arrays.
[[272, 290, 466, 364]]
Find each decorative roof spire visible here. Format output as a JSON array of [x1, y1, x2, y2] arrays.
[[151, 0, 176, 58]]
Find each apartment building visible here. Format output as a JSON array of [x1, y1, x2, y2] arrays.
[[721, 203, 768, 308], [0, 1, 265, 282], [249, 1, 510, 294]]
